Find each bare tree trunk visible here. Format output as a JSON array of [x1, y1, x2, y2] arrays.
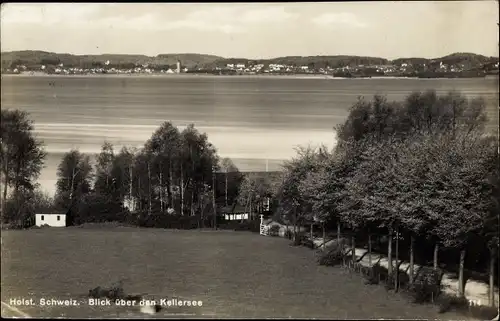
[[321, 222, 326, 250], [212, 169, 216, 230], [368, 233, 372, 266], [1, 171, 7, 222], [434, 243, 439, 270], [310, 223, 313, 241], [200, 193, 205, 228], [243, 195, 249, 223], [489, 247, 496, 307], [191, 187, 195, 216], [293, 205, 297, 241], [322, 223, 326, 251], [129, 165, 133, 211], [70, 167, 76, 201], [169, 162, 173, 207], [387, 226, 393, 277], [147, 162, 151, 216], [137, 177, 141, 212], [337, 222, 341, 244], [351, 235, 356, 265], [180, 162, 184, 216], [225, 170, 228, 207], [395, 226, 400, 291], [458, 249, 466, 297], [249, 195, 253, 221], [409, 234, 415, 285], [159, 171, 163, 213]]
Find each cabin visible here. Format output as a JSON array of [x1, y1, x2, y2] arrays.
[[35, 213, 66, 227], [220, 204, 249, 221]]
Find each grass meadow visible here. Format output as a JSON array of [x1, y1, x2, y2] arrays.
[[1, 228, 470, 319]]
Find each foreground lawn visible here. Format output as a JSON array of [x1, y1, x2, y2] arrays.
[[1, 228, 468, 319]]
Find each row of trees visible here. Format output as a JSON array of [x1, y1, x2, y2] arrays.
[[53, 122, 247, 226], [273, 91, 499, 305], [0, 110, 252, 227]]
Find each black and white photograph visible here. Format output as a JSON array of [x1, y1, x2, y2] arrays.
[[1, 1, 499, 319]]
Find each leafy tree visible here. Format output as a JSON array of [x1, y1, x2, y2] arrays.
[[94, 142, 116, 197], [427, 132, 498, 297], [237, 172, 275, 220], [55, 150, 93, 213], [297, 151, 331, 246], [275, 145, 327, 239], [144, 121, 181, 212], [4, 187, 57, 228], [0, 109, 46, 224], [135, 122, 220, 222], [110, 146, 137, 209]]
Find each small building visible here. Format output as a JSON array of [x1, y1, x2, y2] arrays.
[[221, 204, 249, 221], [225, 213, 249, 221], [35, 213, 66, 227]]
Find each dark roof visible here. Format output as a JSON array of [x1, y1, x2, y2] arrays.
[[220, 204, 247, 214], [36, 213, 66, 215]]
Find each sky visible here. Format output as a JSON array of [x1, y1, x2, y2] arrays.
[[1, 2, 499, 59]]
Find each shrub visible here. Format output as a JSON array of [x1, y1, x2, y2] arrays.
[[108, 281, 125, 300], [89, 280, 126, 300], [437, 294, 499, 319], [269, 225, 280, 236], [383, 269, 410, 291], [316, 242, 349, 267], [409, 267, 443, 304], [437, 294, 469, 313], [365, 262, 390, 285], [302, 238, 315, 249], [234, 220, 260, 232], [467, 305, 499, 320]]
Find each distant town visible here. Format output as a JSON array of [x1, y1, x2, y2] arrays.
[[2, 50, 499, 78]]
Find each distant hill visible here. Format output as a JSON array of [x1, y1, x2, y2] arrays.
[[154, 53, 223, 67], [1, 50, 497, 71], [392, 52, 497, 68], [437, 52, 494, 65], [203, 55, 391, 69], [201, 52, 498, 69], [0, 50, 224, 69]]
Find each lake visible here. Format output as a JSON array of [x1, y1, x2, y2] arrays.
[[1, 75, 498, 196]]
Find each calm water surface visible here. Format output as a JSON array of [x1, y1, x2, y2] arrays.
[[1, 75, 498, 195]]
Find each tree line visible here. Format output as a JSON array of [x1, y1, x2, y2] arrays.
[[1, 115, 247, 228], [54, 122, 246, 227], [271, 90, 499, 305]]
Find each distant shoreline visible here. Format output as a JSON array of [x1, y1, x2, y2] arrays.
[[2, 73, 496, 80]]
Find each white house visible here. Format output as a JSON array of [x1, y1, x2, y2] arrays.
[[224, 213, 249, 221], [35, 213, 66, 227]]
